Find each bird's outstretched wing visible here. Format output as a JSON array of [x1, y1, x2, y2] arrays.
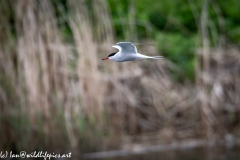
[[113, 42, 138, 54]]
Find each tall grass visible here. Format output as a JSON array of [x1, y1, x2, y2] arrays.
[[0, 0, 239, 154]]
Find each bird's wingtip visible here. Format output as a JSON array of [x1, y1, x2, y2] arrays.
[[117, 42, 132, 44], [133, 43, 155, 46]]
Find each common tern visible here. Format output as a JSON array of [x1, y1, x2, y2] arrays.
[[102, 42, 164, 62]]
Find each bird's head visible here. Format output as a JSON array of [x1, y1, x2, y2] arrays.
[[102, 52, 117, 60]]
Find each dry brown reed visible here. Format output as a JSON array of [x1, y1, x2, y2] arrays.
[[0, 0, 239, 154]]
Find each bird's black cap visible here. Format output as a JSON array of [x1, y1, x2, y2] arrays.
[[108, 52, 117, 57]]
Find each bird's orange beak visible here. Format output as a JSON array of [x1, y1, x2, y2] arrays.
[[102, 57, 108, 60]]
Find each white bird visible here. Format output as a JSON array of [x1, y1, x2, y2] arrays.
[[102, 42, 164, 62]]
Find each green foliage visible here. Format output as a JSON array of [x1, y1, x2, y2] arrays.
[[157, 33, 195, 81], [149, 12, 167, 30]]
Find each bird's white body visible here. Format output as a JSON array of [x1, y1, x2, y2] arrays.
[[103, 42, 164, 62]]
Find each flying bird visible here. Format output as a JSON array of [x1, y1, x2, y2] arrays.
[[102, 42, 164, 62]]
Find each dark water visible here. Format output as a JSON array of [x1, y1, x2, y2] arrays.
[[99, 147, 240, 160]]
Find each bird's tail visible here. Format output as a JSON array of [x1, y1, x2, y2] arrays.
[[151, 56, 164, 59], [137, 54, 164, 60]]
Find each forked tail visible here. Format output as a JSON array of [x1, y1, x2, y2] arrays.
[[137, 53, 164, 60], [151, 56, 164, 59]]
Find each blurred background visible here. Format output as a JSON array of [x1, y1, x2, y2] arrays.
[[0, 0, 240, 159]]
